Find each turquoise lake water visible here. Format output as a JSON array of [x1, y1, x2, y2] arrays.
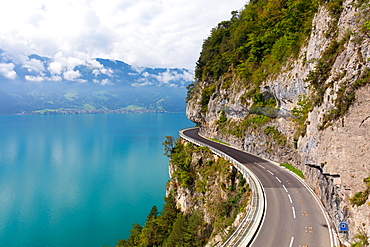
[[0, 113, 193, 247]]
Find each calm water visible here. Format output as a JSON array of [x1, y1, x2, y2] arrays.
[[0, 113, 193, 247]]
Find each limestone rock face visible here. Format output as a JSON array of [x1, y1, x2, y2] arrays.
[[186, 0, 370, 242], [167, 143, 250, 246]]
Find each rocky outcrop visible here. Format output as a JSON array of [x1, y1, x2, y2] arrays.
[[166, 140, 251, 246], [187, 0, 370, 243]]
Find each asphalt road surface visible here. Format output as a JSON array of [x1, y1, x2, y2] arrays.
[[183, 128, 333, 247]]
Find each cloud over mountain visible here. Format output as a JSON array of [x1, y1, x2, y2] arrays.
[[0, 0, 245, 71], [0, 52, 193, 114]]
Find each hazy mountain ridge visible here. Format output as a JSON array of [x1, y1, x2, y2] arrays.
[[0, 51, 193, 114]]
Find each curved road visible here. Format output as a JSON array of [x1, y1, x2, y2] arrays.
[[183, 128, 333, 247]]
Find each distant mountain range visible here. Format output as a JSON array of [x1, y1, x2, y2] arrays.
[[0, 51, 193, 114]]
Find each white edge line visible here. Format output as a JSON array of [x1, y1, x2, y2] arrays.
[[285, 170, 335, 247], [249, 180, 267, 247], [289, 237, 294, 247], [299, 179, 334, 247]]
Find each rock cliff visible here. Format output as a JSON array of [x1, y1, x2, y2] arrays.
[[186, 0, 370, 244], [166, 139, 251, 246]]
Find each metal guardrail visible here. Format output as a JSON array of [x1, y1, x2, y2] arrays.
[[179, 128, 265, 246]]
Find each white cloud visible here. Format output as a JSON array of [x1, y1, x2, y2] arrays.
[[0, 63, 17, 79], [25, 75, 44, 81], [93, 78, 112, 85], [63, 70, 82, 81], [136, 69, 193, 87], [154, 70, 193, 86], [53, 52, 85, 70], [130, 65, 145, 74], [92, 67, 113, 77], [89, 59, 104, 69], [0, 0, 245, 71], [24, 58, 45, 73], [48, 61, 63, 75], [100, 79, 112, 85], [100, 68, 113, 76], [50, 75, 62, 81], [131, 81, 154, 87]]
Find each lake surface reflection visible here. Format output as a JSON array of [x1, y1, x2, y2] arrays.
[[0, 113, 193, 246]]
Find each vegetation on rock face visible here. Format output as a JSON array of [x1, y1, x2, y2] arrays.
[[115, 138, 250, 246], [320, 68, 370, 129], [351, 223, 369, 247], [189, 0, 319, 105], [168, 140, 250, 243], [350, 175, 370, 207], [189, 0, 370, 134], [264, 126, 287, 146], [291, 95, 312, 147], [218, 114, 271, 138], [216, 110, 228, 129]]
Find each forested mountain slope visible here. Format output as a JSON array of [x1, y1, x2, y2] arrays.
[[186, 0, 370, 244]]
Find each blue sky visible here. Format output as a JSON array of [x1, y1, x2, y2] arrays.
[[0, 0, 246, 74]]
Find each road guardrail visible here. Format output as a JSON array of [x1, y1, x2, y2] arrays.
[[179, 128, 265, 246]]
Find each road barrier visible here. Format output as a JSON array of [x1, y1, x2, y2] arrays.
[[179, 128, 265, 246]]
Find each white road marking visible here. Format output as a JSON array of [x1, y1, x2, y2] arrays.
[[292, 207, 296, 219], [289, 237, 294, 247], [267, 170, 274, 175], [282, 184, 288, 192], [288, 194, 293, 204], [294, 171, 335, 247], [275, 176, 281, 183]]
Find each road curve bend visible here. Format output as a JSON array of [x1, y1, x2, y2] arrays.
[[182, 128, 335, 247]]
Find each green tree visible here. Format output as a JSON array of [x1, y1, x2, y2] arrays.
[[163, 136, 175, 157], [163, 214, 186, 247], [156, 195, 180, 239], [183, 211, 205, 246], [139, 206, 161, 246], [129, 223, 143, 245]]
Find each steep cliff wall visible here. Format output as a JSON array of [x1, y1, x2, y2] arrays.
[[166, 139, 251, 246], [187, 0, 370, 243]]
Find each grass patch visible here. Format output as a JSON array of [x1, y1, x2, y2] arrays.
[[280, 163, 305, 179], [210, 138, 230, 146]]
